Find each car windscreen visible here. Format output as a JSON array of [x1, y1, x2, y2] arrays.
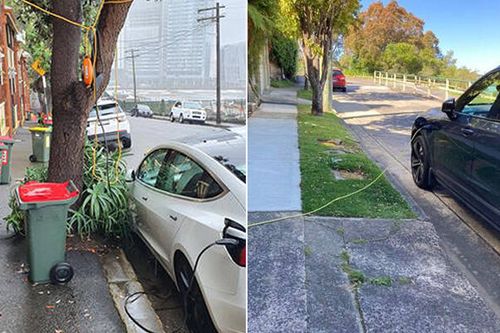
[[184, 102, 202, 109], [89, 103, 121, 118], [333, 70, 343, 76]]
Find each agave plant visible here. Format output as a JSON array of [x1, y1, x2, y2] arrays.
[[67, 140, 132, 238], [4, 140, 132, 238]]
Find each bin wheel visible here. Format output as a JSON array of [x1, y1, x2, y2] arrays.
[[50, 262, 74, 285], [29, 155, 37, 163]]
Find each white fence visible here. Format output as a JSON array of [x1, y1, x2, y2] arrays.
[[372, 71, 474, 100]]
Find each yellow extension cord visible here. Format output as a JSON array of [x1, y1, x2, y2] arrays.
[[21, 0, 133, 184], [248, 121, 427, 228]]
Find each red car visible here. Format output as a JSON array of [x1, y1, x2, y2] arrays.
[[332, 69, 347, 92]]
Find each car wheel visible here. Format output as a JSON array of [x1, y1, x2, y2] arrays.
[[175, 256, 217, 333], [342, 87, 347, 92], [411, 135, 435, 190], [179, 114, 184, 123], [170, 113, 175, 122], [121, 137, 131, 149]]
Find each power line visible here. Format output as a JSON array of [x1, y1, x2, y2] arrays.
[[198, 2, 225, 124]]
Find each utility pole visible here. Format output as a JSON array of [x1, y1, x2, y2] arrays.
[[198, 2, 225, 125], [125, 49, 139, 107]]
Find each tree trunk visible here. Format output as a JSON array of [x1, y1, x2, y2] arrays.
[[304, 77, 309, 90], [48, 0, 132, 195], [311, 83, 323, 115], [305, 54, 324, 115], [48, 0, 89, 190]]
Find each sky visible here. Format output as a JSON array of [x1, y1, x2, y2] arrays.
[[360, 0, 499, 74], [220, 0, 246, 45]]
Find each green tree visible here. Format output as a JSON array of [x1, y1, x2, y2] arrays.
[[382, 42, 422, 74], [279, 0, 359, 115], [343, 0, 425, 72], [14, 0, 132, 195], [270, 33, 298, 79], [248, 0, 278, 91]]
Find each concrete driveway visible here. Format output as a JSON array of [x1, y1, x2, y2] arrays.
[[333, 79, 500, 318]]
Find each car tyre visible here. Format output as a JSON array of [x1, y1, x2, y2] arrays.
[[179, 114, 184, 123], [175, 255, 217, 333], [411, 135, 436, 190], [170, 113, 175, 122], [122, 137, 132, 149], [342, 87, 347, 92]]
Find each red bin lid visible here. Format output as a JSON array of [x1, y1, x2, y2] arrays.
[[18, 181, 79, 203], [0, 136, 13, 144]]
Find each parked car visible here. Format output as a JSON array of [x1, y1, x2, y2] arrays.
[[130, 104, 153, 118], [127, 128, 246, 333], [332, 69, 347, 92], [87, 99, 132, 149], [411, 66, 500, 228], [170, 101, 207, 124]]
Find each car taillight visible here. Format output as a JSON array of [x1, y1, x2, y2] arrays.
[[223, 218, 246, 268], [239, 244, 246, 267]]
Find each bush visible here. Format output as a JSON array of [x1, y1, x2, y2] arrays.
[[3, 141, 132, 238], [3, 166, 48, 234], [68, 140, 132, 238], [270, 34, 298, 80]]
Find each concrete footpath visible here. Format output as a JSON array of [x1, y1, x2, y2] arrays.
[[248, 214, 500, 332], [248, 87, 302, 212], [0, 124, 162, 332], [248, 86, 500, 332]]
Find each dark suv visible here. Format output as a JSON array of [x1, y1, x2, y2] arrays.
[[411, 66, 500, 228]]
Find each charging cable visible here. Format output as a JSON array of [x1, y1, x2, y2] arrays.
[[124, 238, 239, 333]]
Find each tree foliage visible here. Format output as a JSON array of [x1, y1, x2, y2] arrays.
[[382, 42, 422, 74], [270, 33, 298, 79], [248, 0, 278, 81], [342, 0, 479, 80]]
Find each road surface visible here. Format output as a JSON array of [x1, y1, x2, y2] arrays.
[[333, 79, 500, 317]]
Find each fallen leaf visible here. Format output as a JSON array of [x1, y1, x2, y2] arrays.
[[46, 305, 55, 309]]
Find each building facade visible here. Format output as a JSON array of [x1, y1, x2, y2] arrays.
[[0, 3, 30, 137], [117, 0, 214, 89]]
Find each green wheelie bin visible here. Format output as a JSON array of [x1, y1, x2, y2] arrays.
[[28, 126, 51, 163], [0, 136, 14, 184], [15, 180, 79, 284]]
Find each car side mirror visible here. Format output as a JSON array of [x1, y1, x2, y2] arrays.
[[126, 169, 135, 182], [442, 98, 456, 114]]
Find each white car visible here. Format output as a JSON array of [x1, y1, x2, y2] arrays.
[[170, 101, 207, 124], [127, 129, 246, 333], [87, 99, 131, 148]]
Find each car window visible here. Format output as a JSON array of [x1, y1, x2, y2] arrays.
[[174, 101, 182, 107], [459, 72, 500, 119], [156, 152, 223, 199], [89, 103, 121, 118], [332, 70, 343, 76], [184, 102, 202, 109], [137, 149, 169, 187]]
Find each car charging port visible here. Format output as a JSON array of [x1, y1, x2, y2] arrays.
[[223, 218, 246, 267]]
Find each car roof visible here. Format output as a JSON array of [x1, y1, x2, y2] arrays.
[[176, 127, 246, 165], [95, 99, 118, 106]]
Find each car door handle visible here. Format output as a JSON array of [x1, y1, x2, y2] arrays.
[[141, 196, 148, 201], [461, 128, 474, 137], [169, 215, 178, 221]]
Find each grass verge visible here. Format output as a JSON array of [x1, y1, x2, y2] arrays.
[[298, 104, 415, 219], [297, 88, 312, 100]]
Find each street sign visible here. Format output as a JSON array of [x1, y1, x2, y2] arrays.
[[31, 59, 46, 76]]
